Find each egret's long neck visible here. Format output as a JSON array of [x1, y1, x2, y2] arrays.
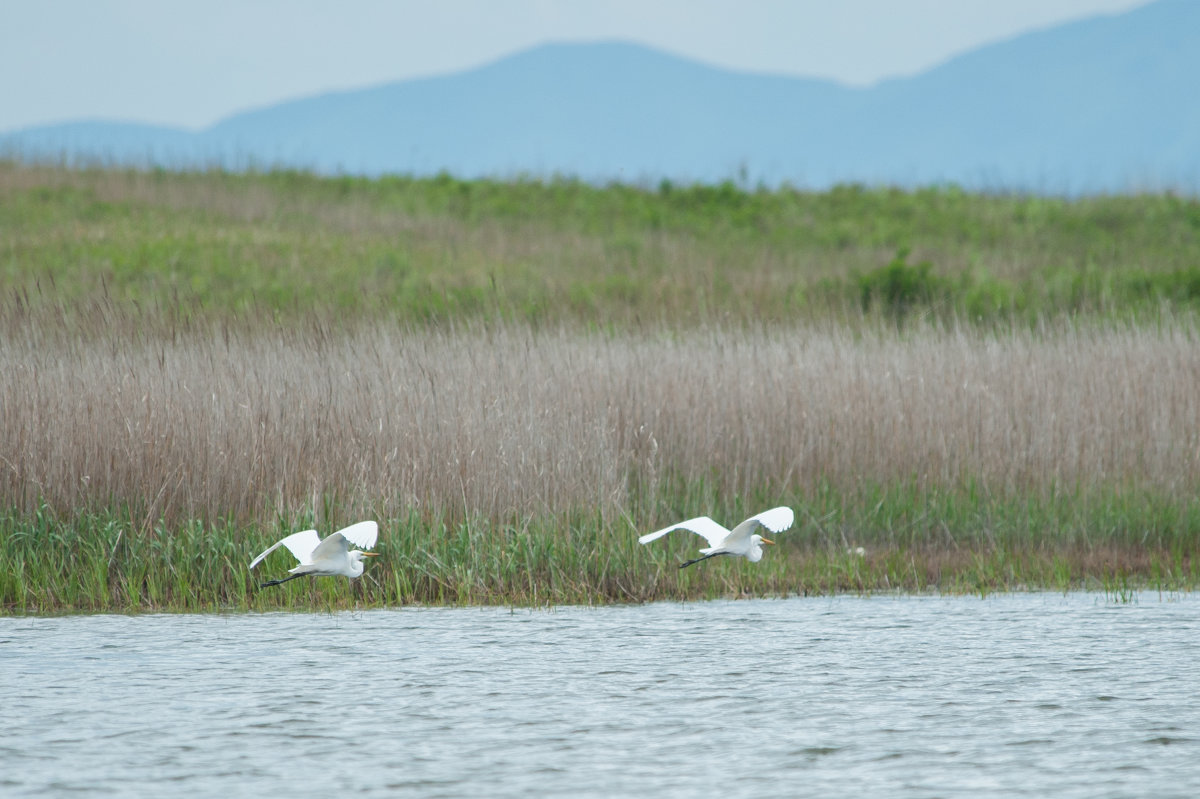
[[349, 552, 366, 578]]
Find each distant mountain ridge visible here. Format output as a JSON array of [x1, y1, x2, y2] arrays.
[[3, 0, 1197, 193]]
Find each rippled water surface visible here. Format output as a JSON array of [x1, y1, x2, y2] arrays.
[[2, 594, 1199, 797]]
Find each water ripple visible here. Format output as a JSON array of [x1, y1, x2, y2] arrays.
[[2, 594, 1200, 797]]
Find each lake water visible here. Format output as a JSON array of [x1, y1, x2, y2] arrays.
[[2, 593, 1198, 797]]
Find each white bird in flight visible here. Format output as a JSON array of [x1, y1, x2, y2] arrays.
[[250, 520, 380, 587], [638, 507, 795, 569]]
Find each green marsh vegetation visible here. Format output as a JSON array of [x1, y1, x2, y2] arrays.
[[2, 161, 1199, 611], [6, 161, 1200, 325]]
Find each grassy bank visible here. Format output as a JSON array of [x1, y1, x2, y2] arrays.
[[2, 490, 1195, 613], [3, 315, 1199, 611], [2, 164, 1199, 610], [3, 161, 1200, 326]]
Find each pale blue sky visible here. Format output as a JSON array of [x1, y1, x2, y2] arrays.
[[0, 0, 1153, 133]]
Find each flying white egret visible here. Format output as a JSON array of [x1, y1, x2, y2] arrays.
[[639, 507, 794, 569], [250, 520, 380, 587]]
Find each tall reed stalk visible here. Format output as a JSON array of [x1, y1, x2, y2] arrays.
[[3, 312, 1197, 530]]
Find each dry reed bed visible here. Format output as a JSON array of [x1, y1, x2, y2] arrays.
[[3, 318, 1198, 531]]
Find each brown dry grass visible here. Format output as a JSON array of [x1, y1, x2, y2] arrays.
[[3, 311, 1198, 531]]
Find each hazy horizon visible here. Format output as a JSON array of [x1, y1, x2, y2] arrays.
[[0, 0, 1152, 134]]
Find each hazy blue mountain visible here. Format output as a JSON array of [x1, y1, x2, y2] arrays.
[[0, 120, 203, 167], [3, 0, 1196, 193], [846, 0, 1200, 192]]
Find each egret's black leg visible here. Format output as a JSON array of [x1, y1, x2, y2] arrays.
[[261, 572, 309, 588], [679, 551, 733, 569]]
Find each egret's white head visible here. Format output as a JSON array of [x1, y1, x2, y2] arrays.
[[746, 534, 775, 562], [348, 550, 380, 577]]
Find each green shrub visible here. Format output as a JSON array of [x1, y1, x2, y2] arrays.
[[858, 247, 946, 320]]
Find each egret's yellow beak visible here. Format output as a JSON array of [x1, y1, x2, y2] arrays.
[[363, 551, 380, 557], [761, 537, 775, 545]]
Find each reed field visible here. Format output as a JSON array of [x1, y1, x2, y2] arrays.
[[2, 161, 1199, 611]]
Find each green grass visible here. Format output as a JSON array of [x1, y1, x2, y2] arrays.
[[4, 162, 1200, 327], [4, 482, 1196, 613]]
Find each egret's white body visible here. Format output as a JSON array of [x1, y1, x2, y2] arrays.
[[250, 520, 379, 586], [638, 507, 794, 569]]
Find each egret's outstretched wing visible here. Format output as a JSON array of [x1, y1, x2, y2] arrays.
[[249, 529, 321, 570], [332, 520, 378, 550], [308, 522, 377, 563], [310, 531, 352, 563], [724, 506, 796, 547], [751, 506, 794, 534], [638, 516, 730, 548]]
